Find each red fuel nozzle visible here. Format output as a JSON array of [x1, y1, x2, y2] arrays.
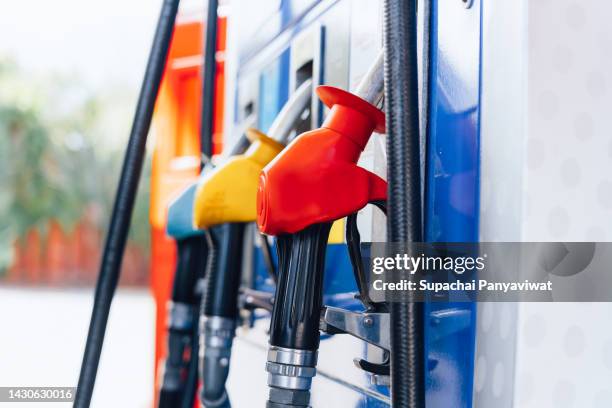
[[257, 85, 387, 236]]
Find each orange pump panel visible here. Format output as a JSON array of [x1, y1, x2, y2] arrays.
[[149, 12, 226, 401]]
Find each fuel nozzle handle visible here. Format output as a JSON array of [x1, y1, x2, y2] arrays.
[[258, 59, 387, 408], [257, 85, 387, 236], [193, 79, 314, 408]]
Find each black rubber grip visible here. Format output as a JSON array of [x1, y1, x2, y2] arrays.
[[172, 236, 207, 305], [269, 222, 331, 350], [203, 223, 246, 318]]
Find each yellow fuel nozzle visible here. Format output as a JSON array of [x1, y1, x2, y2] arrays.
[[193, 128, 285, 228]]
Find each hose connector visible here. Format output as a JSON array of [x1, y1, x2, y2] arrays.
[[158, 302, 196, 396], [266, 347, 317, 408], [199, 316, 235, 408]]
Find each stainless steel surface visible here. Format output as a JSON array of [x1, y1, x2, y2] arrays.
[[369, 374, 390, 387], [267, 78, 313, 144], [267, 346, 318, 366], [202, 315, 236, 349], [323, 307, 472, 353], [266, 346, 318, 392], [199, 316, 234, 407], [355, 50, 385, 107], [226, 319, 393, 406], [323, 306, 390, 351], [289, 25, 323, 133], [266, 361, 316, 391]]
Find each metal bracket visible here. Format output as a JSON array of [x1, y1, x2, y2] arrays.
[[429, 308, 472, 342], [323, 306, 390, 351], [323, 306, 473, 351], [239, 288, 274, 312]]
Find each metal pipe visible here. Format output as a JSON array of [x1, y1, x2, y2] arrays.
[[267, 78, 313, 144], [74, 1, 180, 406], [225, 79, 312, 159], [356, 50, 385, 108]]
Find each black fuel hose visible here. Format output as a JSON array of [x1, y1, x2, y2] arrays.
[[200, 0, 219, 158], [158, 236, 208, 408], [180, 319, 201, 408], [383, 0, 426, 407], [172, 237, 208, 304], [202, 224, 246, 318], [74, 1, 180, 406], [199, 223, 245, 408]]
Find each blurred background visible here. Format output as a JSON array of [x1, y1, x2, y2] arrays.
[[0, 0, 163, 406], [1, 1, 612, 407]]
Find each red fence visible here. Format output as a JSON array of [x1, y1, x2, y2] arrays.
[[4, 214, 149, 287]]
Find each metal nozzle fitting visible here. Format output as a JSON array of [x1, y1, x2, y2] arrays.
[[199, 316, 236, 408], [265, 346, 317, 407]]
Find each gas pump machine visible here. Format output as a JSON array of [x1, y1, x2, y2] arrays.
[[75, 0, 495, 407]]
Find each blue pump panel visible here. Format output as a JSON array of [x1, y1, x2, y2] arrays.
[[424, 0, 482, 407], [258, 49, 291, 132]]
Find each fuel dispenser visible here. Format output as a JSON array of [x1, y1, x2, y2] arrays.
[[74, 0, 478, 405], [191, 79, 313, 407], [256, 55, 389, 408]]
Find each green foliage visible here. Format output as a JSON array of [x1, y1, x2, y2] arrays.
[[0, 57, 151, 273]]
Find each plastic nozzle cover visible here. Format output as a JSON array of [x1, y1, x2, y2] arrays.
[[193, 129, 284, 228], [256, 86, 387, 236]]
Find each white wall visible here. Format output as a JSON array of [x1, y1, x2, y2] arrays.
[[479, 0, 612, 406]]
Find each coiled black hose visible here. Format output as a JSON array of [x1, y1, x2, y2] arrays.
[[200, 0, 219, 158], [74, 1, 180, 407], [383, 0, 426, 407]]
